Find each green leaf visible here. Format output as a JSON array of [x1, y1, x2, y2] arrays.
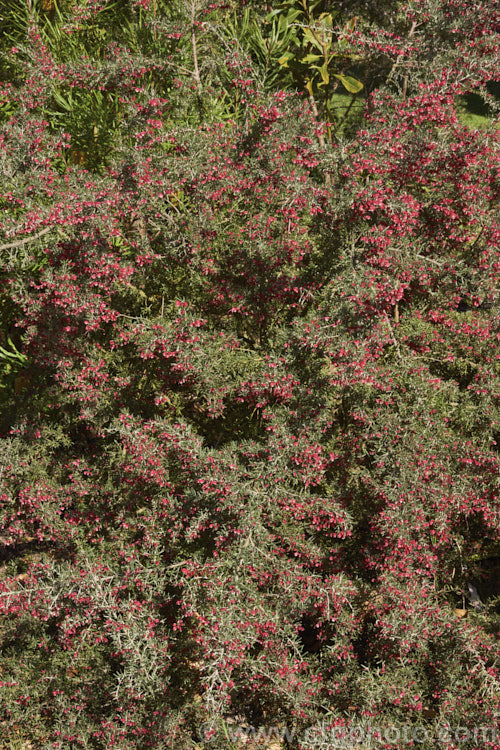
[[303, 27, 323, 51], [284, 9, 301, 23], [319, 62, 330, 85], [52, 90, 72, 111], [278, 52, 294, 67], [0, 338, 27, 363], [318, 12, 334, 29], [333, 74, 363, 93], [265, 9, 282, 22], [301, 54, 322, 63]]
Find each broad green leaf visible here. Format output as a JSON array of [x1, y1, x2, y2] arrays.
[[303, 27, 323, 51], [333, 74, 363, 93], [301, 54, 322, 63], [285, 9, 301, 23], [319, 63, 330, 85], [318, 12, 334, 28], [278, 52, 294, 67]]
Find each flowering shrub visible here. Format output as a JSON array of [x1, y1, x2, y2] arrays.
[[0, 0, 498, 747]]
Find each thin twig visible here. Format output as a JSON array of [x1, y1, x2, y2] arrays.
[[383, 311, 402, 360], [0, 226, 52, 253], [191, 1, 201, 90], [386, 20, 418, 100], [415, 253, 445, 267], [308, 93, 326, 149], [307, 93, 332, 186]]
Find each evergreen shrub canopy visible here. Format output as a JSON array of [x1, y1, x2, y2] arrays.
[[0, 0, 498, 747]]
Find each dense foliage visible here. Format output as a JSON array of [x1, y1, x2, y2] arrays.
[[0, 0, 498, 747]]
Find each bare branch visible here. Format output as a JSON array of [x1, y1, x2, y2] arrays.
[[191, 1, 201, 90], [0, 226, 53, 253]]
